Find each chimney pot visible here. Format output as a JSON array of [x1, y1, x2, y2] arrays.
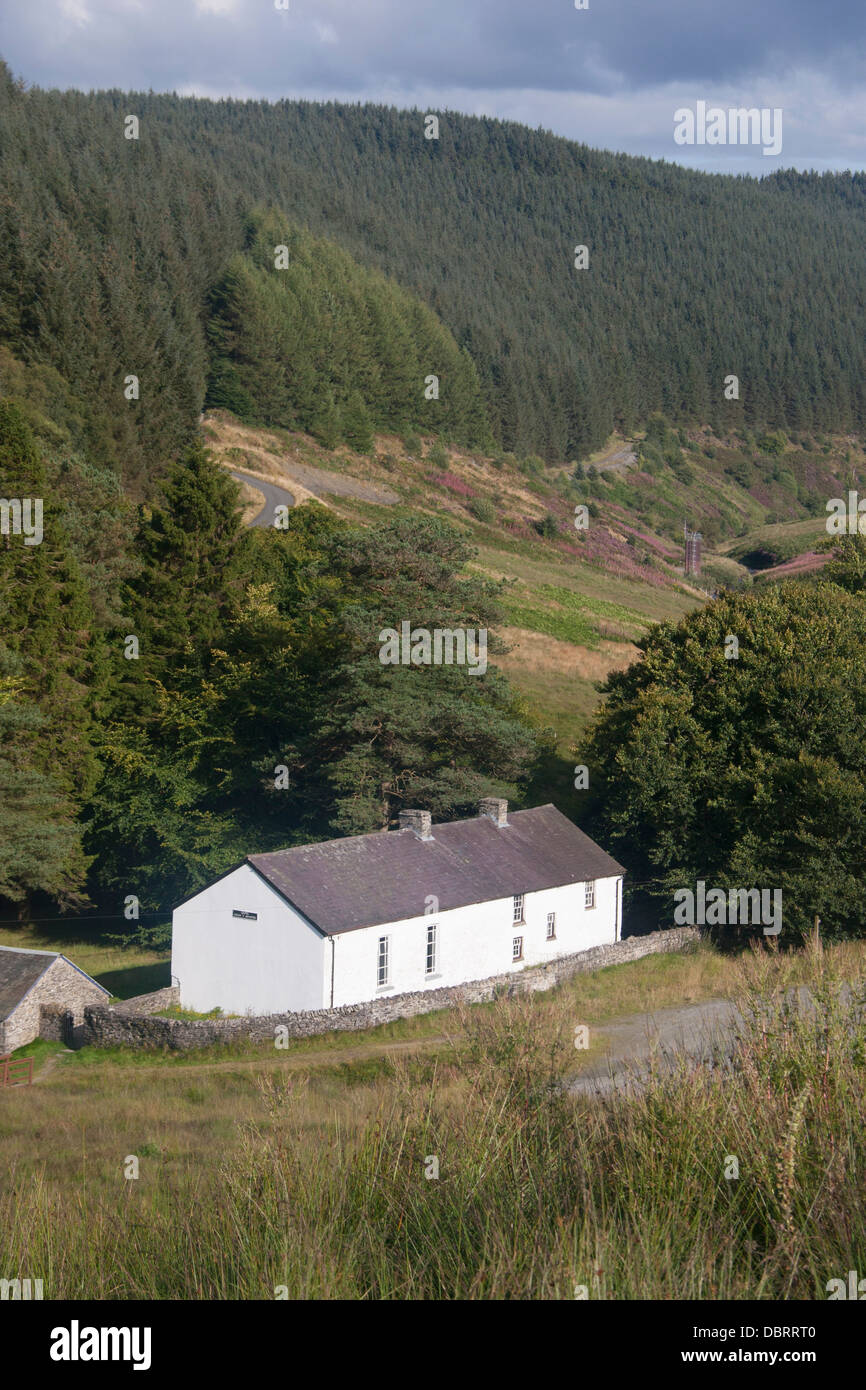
[[479, 797, 508, 827], [398, 809, 433, 839]]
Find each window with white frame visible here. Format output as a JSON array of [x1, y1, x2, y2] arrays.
[[512, 935, 523, 961], [546, 911, 556, 939], [513, 893, 525, 923], [426, 922, 438, 975], [377, 935, 390, 986], [585, 880, 596, 909]]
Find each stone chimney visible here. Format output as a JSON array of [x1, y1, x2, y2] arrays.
[[479, 797, 508, 827], [398, 809, 433, 840]]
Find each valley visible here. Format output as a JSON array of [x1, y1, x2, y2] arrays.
[[200, 407, 866, 764], [2, 51, 866, 1316]]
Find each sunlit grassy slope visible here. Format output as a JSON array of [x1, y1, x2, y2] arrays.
[[204, 411, 865, 773], [3, 938, 865, 1299]]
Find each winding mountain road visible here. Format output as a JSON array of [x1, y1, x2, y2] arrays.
[[229, 469, 296, 527]]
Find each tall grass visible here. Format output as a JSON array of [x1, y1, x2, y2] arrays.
[[2, 940, 864, 1298]]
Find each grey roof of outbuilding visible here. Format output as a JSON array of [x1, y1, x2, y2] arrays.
[[0, 946, 109, 1022], [0, 947, 56, 1022], [247, 804, 625, 936]]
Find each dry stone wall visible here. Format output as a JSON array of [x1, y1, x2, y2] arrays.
[[75, 926, 701, 1052], [113, 986, 180, 1016]]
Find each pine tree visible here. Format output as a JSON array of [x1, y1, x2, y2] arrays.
[[0, 645, 87, 906], [0, 404, 99, 905], [311, 392, 341, 450], [341, 390, 374, 453], [108, 441, 253, 737]]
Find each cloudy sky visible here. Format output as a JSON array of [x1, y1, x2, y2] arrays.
[[2, 0, 864, 174]]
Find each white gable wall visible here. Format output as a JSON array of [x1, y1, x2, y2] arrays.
[[330, 874, 621, 1008], [172, 864, 327, 1014]]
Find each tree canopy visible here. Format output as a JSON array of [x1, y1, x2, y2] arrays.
[[0, 403, 103, 904], [83, 461, 540, 915], [583, 582, 866, 941], [3, 64, 866, 480], [207, 212, 490, 449]]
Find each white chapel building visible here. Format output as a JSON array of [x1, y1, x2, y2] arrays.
[[171, 800, 625, 1016]]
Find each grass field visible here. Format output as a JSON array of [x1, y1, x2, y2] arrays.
[[0, 924, 168, 999], [719, 516, 829, 564], [472, 541, 699, 760], [3, 936, 864, 1299]]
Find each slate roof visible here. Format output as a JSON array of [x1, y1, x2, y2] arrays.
[[0, 947, 57, 1022], [0, 946, 108, 1022], [246, 803, 625, 936]]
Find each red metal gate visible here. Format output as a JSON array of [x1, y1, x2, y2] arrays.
[[0, 1054, 33, 1087]]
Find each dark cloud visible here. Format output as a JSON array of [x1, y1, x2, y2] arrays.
[[1, 0, 864, 170]]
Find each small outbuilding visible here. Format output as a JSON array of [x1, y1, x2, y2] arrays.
[[0, 946, 110, 1053]]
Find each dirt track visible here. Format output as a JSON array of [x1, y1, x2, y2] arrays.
[[35, 1033, 451, 1082], [210, 415, 400, 507], [36, 997, 741, 1087], [37, 987, 847, 1090]]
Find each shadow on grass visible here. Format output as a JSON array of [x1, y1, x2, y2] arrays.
[[95, 961, 172, 999]]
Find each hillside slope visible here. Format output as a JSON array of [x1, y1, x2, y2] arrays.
[[3, 61, 866, 485], [200, 410, 866, 772]]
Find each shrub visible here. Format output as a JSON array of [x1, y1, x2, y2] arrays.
[[757, 431, 787, 457], [432, 471, 475, 498], [520, 454, 545, 477], [725, 459, 754, 488], [644, 412, 669, 443], [468, 497, 497, 524], [535, 512, 559, 539]]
